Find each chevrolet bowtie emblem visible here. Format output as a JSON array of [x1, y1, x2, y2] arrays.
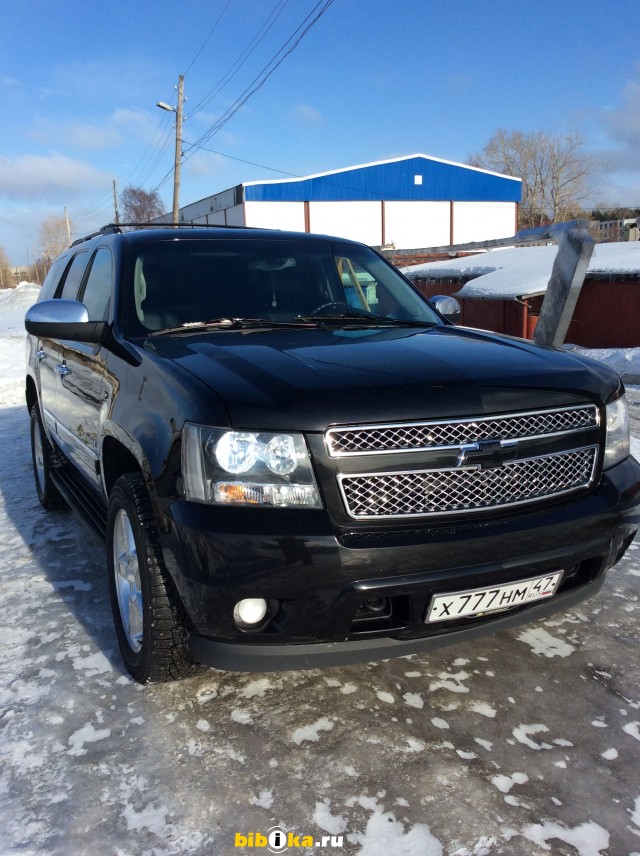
[[456, 439, 519, 469]]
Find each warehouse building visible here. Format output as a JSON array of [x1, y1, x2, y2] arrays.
[[162, 154, 521, 248]]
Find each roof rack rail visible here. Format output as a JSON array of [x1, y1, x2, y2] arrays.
[[70, 221, 264, 247], [116, 222, 253, 230], [70, 223, 124, 246]]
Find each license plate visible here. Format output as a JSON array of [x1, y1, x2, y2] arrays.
[[426, 571, 563, 623]]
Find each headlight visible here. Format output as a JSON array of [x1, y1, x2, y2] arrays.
[[182, 424, 322, 508], [604, 396, 630, 469]]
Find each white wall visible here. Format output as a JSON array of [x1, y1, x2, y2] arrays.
[[244, 201, 306, 232], [308, 202, 382, 244], [384, 201, 451, 249], [452, 202, 516, 245], [205, 212, 226, 225], [225, 205, 246, 227], [179, 197, 517, 247]]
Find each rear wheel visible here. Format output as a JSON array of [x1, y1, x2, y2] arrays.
[[30, 404, 65, 510], [106, 472, 197, 683]]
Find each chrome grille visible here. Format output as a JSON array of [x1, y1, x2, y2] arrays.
[[326, 405, 598, 457], [338, 447, 598, 519]]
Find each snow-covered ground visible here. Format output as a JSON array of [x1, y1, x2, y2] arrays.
[[2, 284, 640, 856]]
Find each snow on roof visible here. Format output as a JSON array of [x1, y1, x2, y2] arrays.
[[401, 241, 640, 300]]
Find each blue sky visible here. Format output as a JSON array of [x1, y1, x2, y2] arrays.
[[2, 0, 639, 265]]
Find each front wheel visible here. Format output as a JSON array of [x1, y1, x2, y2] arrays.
[[106, 473, 197, 683], [30, 404, 65, 510]]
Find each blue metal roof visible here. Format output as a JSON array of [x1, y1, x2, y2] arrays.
[[243, 155, 521, 204]]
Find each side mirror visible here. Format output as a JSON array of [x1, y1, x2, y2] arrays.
[[25, 299, 107, 344], [430, 294, 461, 324]]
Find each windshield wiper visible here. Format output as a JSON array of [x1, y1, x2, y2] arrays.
[[296, 312, 438, 328], [148, 317, 318, 336]]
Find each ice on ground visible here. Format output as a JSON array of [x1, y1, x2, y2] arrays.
[[512, 724, 553, 750], [313, 799, 347, 834], [429, 671, 470, 693], [517, 627, 576, 658], [347, 799, 443, 856], [376, 690, 395, 704], [491, 772, 529, 794], [622, 721, 640, 741], [67, 722, 111, 755], [506, 819, 610, 856], [469, 701, 497, 718], [291, 717, 334, 744], [403, 692, 424, 708], [250, 790, 274, 809]]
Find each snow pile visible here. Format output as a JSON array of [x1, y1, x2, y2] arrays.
[[0, 283, 40, 407], [0, 282, 40, 333], [401, 241, 640, 300], [566, 345, 640, 380]]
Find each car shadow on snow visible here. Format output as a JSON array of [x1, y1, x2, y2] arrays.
[[0, 403, 129, 678]]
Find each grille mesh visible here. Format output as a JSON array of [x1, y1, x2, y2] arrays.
[[339, 447, 597, 519], [327, 406, 597, 456]]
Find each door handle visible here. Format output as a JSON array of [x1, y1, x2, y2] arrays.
[[55, 364, 71, 376]]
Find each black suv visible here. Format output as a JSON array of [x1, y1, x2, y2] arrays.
[[25, 225, 640, 683]]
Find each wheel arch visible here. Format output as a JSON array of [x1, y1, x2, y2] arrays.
[[25, 375, 38, 416], [101, 434, 146, 498]]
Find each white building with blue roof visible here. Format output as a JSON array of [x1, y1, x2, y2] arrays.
[[166, 153, 521, 249]]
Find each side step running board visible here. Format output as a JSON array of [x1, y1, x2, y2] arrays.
[[51, 466, 108, 541]]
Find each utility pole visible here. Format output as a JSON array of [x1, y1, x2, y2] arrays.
[[156, 74, 184, 225], [113, 180, 120, 224], [64, 207, 72, 243], [172, 75, 184, 224], [157, 74, 185, 224]]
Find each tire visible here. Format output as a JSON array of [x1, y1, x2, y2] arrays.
[[30, 404, 66, 510], [106, 472, 197, 683]]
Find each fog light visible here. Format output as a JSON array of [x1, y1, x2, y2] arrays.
[[234, 598, 268, 627]]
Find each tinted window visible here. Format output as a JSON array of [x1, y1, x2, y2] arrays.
[[80, 248, 112, 321], [58, 252, 89, 301], [125, 238, 439, 333], [39, 256, 69, 302]]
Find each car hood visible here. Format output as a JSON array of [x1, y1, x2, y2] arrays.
[[143, 325, 619, 430]]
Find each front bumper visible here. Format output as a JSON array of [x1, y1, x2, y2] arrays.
[[158, 455, 640, 671]]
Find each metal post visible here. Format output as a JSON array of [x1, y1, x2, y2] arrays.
[[533, 224, 595, 347]]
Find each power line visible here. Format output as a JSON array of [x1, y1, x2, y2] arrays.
[[188, 0, 290, 117], [184, 0, 235, 78], [185, 0, 335, 157], [181, 139, 300, 176]]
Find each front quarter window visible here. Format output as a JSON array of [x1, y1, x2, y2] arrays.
[[332, 243, 440, 324]]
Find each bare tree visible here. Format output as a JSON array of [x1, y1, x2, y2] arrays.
[[119, 186, 166, 225], [39, 215, 71, 264], [0, 246, 12, 288], [469, 129, 593, 229]]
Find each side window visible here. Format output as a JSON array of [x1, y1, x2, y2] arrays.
[[58, 252, 89, 301], [39, 256, 69, 302], [80, 248, 113, 321]]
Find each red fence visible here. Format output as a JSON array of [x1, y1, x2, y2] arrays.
[[412, 277, 639, 348]]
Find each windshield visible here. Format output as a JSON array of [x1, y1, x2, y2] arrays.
[[124, 237, 441, 334]]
